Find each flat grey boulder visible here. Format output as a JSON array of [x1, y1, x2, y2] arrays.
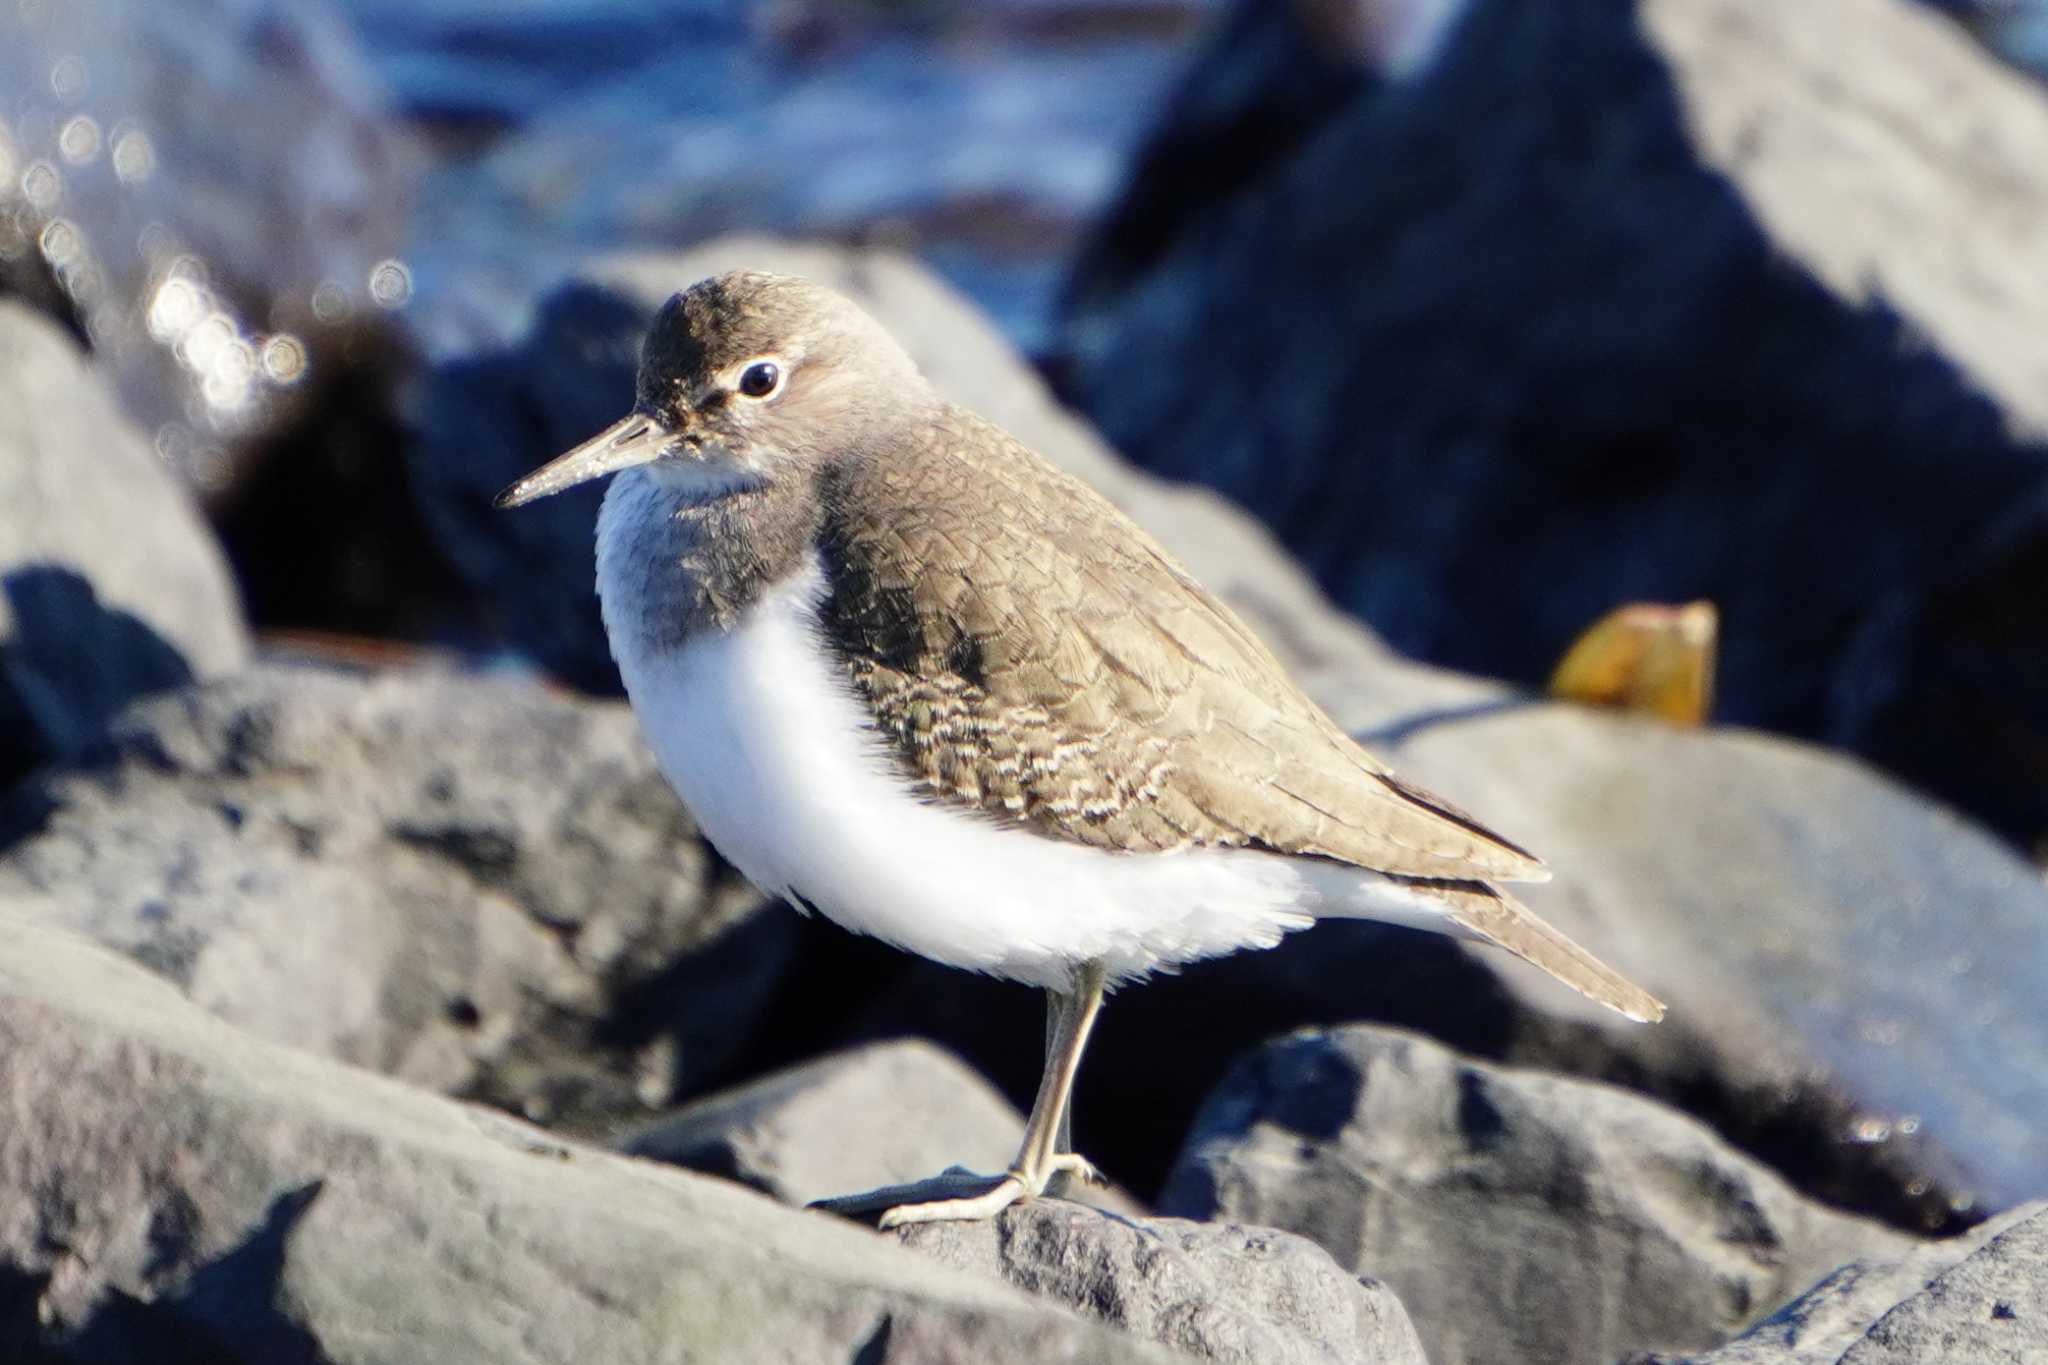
[[1162, 1025, 1914, 1365], [897, 1203, 1429, 1365], [0, 302, 248, 786], [0, 661, 784, 1133], [0, 912, 1175, 1364], [1637, 1201, 2048, 1364], [622, 1038, 1134, 1216]]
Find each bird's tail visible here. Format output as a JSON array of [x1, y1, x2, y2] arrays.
[[1396, 877, 1665, 1023]]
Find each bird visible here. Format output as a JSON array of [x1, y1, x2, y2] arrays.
[[496, 270, 1664, 1227]]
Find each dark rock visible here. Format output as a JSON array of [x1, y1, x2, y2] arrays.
[[1062, 0, 1446, 336], [1057, 0, 2048, 849], [0, 661, 787, 1134], [0, 302, 248, 788], [1935, 1, 2048, 79], [0, 912, 1177, 1363], [0, 0, 419, 475], [897, 1201, 1429, 1365], [1162, 1025, 1913, 1365], [1634, 1201, 2048, 1364]]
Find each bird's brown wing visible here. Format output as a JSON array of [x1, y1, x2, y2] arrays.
[[816, 406, 1546, 883]]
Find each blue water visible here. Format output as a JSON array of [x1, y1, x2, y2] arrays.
[[348, 1, 1216, 350]]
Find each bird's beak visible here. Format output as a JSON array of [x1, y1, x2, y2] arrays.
[[494, 410, 673, 509]]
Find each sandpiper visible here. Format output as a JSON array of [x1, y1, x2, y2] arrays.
[[497, 271, 1663, 1226]]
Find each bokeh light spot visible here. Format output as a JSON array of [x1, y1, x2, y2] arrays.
[[368, 258, 412, 309], [48, 55, 86, 102], [311, 280, 350, 323], [111, 125, 155, 183], [58, 115, 101, 164], [21, 159, 61, 209], [36, 216, 80, 265], [262, 333, 308, 384]]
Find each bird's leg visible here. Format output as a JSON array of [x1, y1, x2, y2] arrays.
[[879, 960, 1107, 1228], [1046, 986, 1075, 1189]]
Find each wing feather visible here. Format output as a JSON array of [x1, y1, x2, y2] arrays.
[[817, 407, 1547, 883]]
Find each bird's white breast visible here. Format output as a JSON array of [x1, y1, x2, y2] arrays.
[[596, 478, 1455, 987]]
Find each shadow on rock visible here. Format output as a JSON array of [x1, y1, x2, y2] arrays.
[[0, 566, 193, 790], [406, 283, 649, 694], [63, 1185, 330, 1365]]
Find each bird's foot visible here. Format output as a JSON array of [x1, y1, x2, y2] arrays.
[[1043, 1151, 1106, 1189], [878, 1173, 1027, 1228], [867, 1151, 1107, 1229]]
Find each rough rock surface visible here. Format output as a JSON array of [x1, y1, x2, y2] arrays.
[[0, 912, 1177, 1364], [0, 662, 782, 1133], [897, 1202, 1429, 1365], [1636, 1201, 2048, 1364], [1161, 1025, 1913, 1365], [1058, 0, 2048, 850], [1834, 1209, 2048, 1364], [0, 302, 248, 787]]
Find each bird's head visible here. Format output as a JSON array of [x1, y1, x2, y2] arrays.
[[495, 271, 929, 509]]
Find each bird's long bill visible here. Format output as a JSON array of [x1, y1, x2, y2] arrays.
[[494, 411, 671, 509]]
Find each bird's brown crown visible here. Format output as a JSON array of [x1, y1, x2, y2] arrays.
[[633, 272, 928, 445]]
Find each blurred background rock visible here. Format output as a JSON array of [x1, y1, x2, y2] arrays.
[[4, 1, 2048, 1361]]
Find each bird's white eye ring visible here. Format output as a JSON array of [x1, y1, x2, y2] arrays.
[[736, 359, 783, 400]]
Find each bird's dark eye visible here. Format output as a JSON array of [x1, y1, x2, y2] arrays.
[[737, 361, 781, 399]]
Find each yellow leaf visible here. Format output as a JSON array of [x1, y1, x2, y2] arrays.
[[1549, 601, 1717, 726]]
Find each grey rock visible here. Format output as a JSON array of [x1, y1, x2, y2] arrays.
[[1355, 683, 2048, 1224], [0, 302, 248, 786], [1839, 1206, 2048, 1365], [622, 1038, 1038, 1207], [1058, 0, 2048, 850], [0, 0, 419, 467], [897, 1202, 1429, 1365], [1161, 1025, 1914, 1365], [0, 661, 785, 1133], [624, 1038, 1143, 1216], [1635, 1201, 2047, 1364], [0, 911, 1176, 1364]]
